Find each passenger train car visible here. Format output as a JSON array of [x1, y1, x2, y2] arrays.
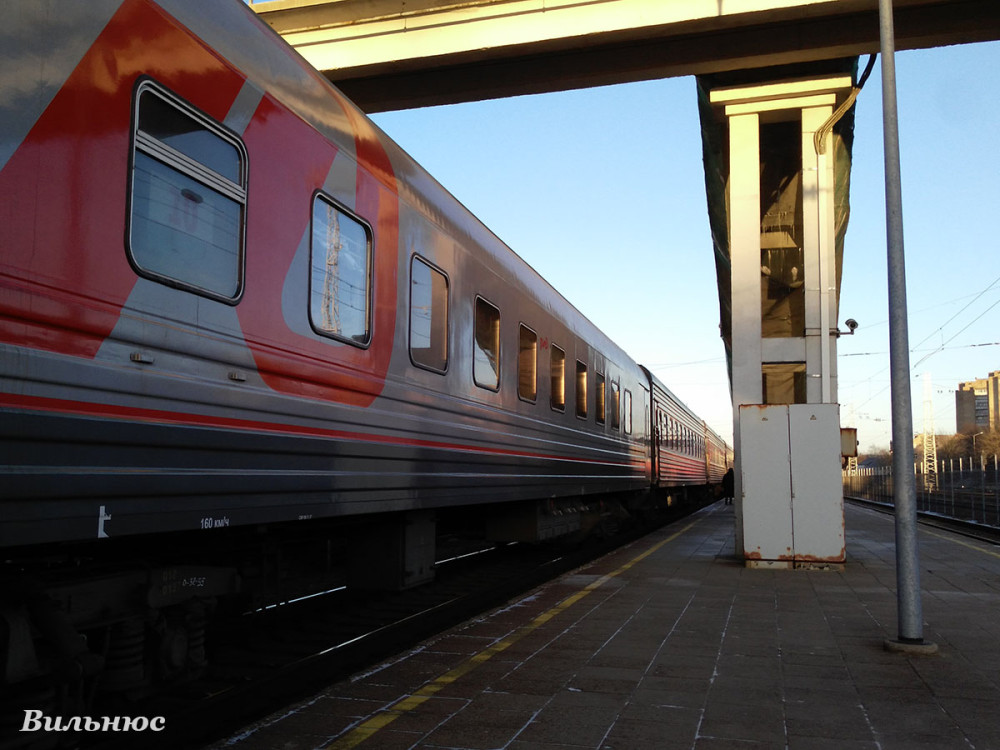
[[0, 0, 730, 714]]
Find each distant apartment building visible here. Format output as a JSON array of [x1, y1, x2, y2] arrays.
[[956, 371, 1000, 434]]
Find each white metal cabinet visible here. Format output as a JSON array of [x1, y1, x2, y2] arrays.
[[739, 403, 844, 567]]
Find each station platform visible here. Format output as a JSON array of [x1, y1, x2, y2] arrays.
[[212, 502, 1000, 750]]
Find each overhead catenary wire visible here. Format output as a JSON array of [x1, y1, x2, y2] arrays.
[[913, 295, 1000, 369], [845, 272, 1000, 397], [911, 270, 1000, 347]]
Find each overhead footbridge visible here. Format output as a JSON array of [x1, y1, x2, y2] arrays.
[[252, 0, 999, 112]]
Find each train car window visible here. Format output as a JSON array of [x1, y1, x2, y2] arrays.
[[610, 381, 621, 430], [474, 296, 500, 390], [596, 373, 606, 425], [550, 345, 565, 411], [310, 195, 372, 346], [518, 325, 537, 402], [575, 361, 588, 418], [128, 81, 247, 302], [623, 389, 632, 434], [410, 256, 449, 372]]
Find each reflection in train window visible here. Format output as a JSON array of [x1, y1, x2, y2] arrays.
[[518, 325, 537, 402], [310, 195, 372, 346], [576, 361, 588, 418], [596, 372, 606, 425], [410, 256, 449, 372], [128, 81, 246, 301], [610, 381, 621, 430], [623, 389, 632, 434], [474, 296, 500, 390], [550, 345, 565, 411]]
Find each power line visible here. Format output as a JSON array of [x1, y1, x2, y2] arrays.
[[911, 272, 1000, 352], [913, 296, 1000, 369], [842, 341, 1000, 358], [846, 273, 1000, 395]]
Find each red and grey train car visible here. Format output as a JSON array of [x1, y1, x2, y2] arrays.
[[0, 0, 729, 708], [644, 366, 731, 490]]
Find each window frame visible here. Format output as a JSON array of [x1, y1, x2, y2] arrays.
[[610, 380, 621, 431], [126, 78, 248, 304], [550, 344, 566, 412], [575, 360, 588, 419], [408, 254, 450, 374], [473, 295, 501, 392], [308, 192, 374, 348], [595, 372, 606, 425], [517, 324, 538, 403]]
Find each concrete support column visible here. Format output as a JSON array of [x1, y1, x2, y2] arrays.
[[801, 105, 839, 404], [710, 75, 851, 567], [729, 112, 764, 412], [728, 112, 762, 555]]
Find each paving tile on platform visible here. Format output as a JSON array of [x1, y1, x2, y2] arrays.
[[693, 737, 783, 749], [785, 735, 880, 750], [706, 677, 783, 706], [780, 661, 852, 688], [425, 632, 504, 657], [568, 665, 645, 695], [547, 688, 628, 711], [862, 696, 962, 740], [846, 661, 925, 690], [908, 653, 999, 699], [783, 694, 873, 742], [776, 647, 844, 667], [713, 653, 781, 683], [308, 694, 387, 720], [372, 695, 470, 734], [648, 652, 720, 681], [418, 697, 541, 749], [587, 649, 656, 671], [875, 731, 972, 750], [631, 676, 712, 710], [935, 696, 1000, 749], [514, 708, 618, 747], [494, 663, 578, 695], [696, 699, 785, 745], [602, 715, 701, 749]]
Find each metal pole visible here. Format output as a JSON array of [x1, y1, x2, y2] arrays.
[[982, 453, 987, 524], [878, 0, 934, 651]]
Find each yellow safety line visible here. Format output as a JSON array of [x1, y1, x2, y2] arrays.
[[322, 516, 704, 749], [923, 528, 1000, 560]]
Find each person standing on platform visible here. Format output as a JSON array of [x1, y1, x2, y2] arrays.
[[722, 467, 734, 505]]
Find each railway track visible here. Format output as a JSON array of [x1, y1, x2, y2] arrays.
[[845, 495, 1000, 545], [85, 504, 702, 750]]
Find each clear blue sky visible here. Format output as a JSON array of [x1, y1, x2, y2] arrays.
[[371, 41, 1000, 453]]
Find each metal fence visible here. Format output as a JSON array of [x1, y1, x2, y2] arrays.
[[843, 455, 1000, 528]]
